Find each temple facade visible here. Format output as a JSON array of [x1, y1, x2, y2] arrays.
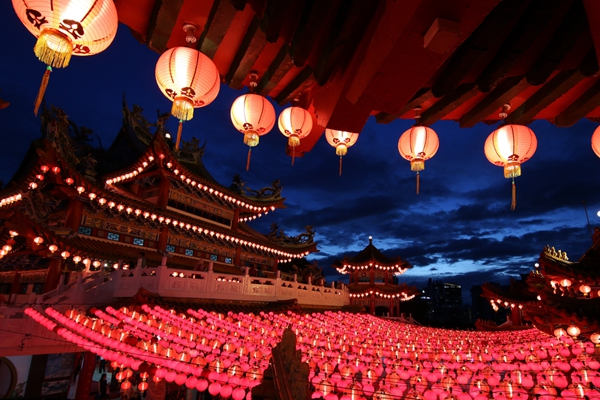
[[0, 102, 319, 298], [334, 236, 419, 316], [478, 229, 600, 343]]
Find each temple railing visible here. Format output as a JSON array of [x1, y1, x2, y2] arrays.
[[112, 263, 349, 307]]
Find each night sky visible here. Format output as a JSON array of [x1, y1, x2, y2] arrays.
[[2, 2, 600, 302]]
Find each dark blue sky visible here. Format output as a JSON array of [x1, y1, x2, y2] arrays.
[[2, 3, 600, 300]]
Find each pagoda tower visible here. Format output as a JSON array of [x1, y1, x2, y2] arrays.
[[334, 236, 418, 316]]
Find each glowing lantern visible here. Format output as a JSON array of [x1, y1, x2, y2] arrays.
[[398, 125, 439, 194], [560, 278, 572, 288], [590, 333, 600, 344], [230, 91, 275, 170], [567, 325, 581, 339], [48, 244, 58, 253], [33, 236, 44, 245], [325, 129, 359, 176], [12, 0, 118, 115], [579, 284, 591, 297], [592, 126, 600, 158], [155, 46, 220, 149], [484, 105, 537, 210], [278, 106, 313, 165]]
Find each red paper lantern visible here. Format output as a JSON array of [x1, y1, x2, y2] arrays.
[[484, 124, 537, 210], [278, 106, 313, 165], [155, 46, 220, 148], [398, 125, 439, 194], [325, 129, 360, 176], [12, 0, 118, 115], [230, 93, 275, 170]]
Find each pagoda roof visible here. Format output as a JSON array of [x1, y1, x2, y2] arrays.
[[347, 282, 419, 301], [538, 234, 600, 282], [481, 279, 538, 306], [335, 237, 412, 274]]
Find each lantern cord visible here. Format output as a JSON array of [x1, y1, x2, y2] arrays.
[[416, 171, 420, 195], [246, 148, 252, 171], [511, 178, 516, 211], [175, 120, 183, 150], [339, 156, 343, 177], [34, 66, 52, 116], [292, 147, 295, 166]]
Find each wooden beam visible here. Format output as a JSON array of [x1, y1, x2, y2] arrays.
[[459, 76, 529, 128], [224, 16, 268, 89], [506, 69, 584, 125], [274, 66, 314, 104], [419, 83, 479, 126], [375, 88, 433, 124], [261, 0, 295, 43], [583, 0, 600, 71], [255, 44, 295, 96], [289, 0, 335, 67], [579, 47, 600, 78], [146, 0, 184, 53], [555, 77, 600, 127], [526, 1, 589, 86], [313, 0, 379, 86], [432, 0, 529, 98], [476, 0, 569, 93], [198, 0, 239, 59]]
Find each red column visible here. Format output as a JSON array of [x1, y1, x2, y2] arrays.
[[235, 246, 242, 268], [231, 209, 240, 231], [44, 257, 63, 293], [10, 271, 21, 295], [511, 306, 522, 326], [75, 352, 96, 400], [157, 176, 171, 209], [64, 199, 83, 233], [370, 293, 375, 315], [158, 225, 169, 252]]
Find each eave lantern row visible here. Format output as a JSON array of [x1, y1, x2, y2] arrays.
[[13, 0, 118, 115]]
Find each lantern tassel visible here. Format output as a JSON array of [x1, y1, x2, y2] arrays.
[[416, 171, 420, 194], [292, 147, 295, 166], [34, 66, 52, 116], [175, 120, 183, 150], [246, 148, 252, 171], [511, 178, 516, 211], [339, 156, 343, 177]]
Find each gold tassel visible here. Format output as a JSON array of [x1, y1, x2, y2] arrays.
[[416, 171, 420, 194], [511, 179, 516, 211], [292, 147, 295, 166], [339, 156, 343, 177], [34, 66, 52, 116], [175, 120, 183, 149], [246, 148, 252, 171]]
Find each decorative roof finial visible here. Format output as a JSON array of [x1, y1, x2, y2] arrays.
[[369, 236, 373, 245]]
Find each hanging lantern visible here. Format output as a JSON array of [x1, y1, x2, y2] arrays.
[[278, 106, 313, 165], [230, 88, 275, 170], [398, 124, 439, 194], [155, 46, 220, 149], [484, 105, 537, 211], [325, 129, 359, 176], [592, 126, 600, 158], [12, 0, 119, 115]]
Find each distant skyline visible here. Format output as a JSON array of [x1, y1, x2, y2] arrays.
[[2, 2, 600, 300]]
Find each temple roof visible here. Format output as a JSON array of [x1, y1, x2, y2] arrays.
[[115, 0, 600, 156], [335, 237, 412, 274], [346, 282, 420, 297]]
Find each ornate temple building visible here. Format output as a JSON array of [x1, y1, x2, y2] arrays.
[[0, 102, 318, 299], [334, 237, 419, 316], [478, 230, 600, 343]]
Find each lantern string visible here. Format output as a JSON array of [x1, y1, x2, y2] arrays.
[[175, 120, 183, 150], [511, 177, 516, 211], [339, 156, 343, 177], [416, 171, 420, 195], [246, 148, 252, 171], [34, 66, 52, 116]]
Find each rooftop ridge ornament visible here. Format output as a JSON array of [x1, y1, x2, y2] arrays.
[[230, 73, 276, 171], [325, 129, 360, 176], [12, 0, 119, 115], [484, 103, 537, 211], [398, 106, 439, 194]]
